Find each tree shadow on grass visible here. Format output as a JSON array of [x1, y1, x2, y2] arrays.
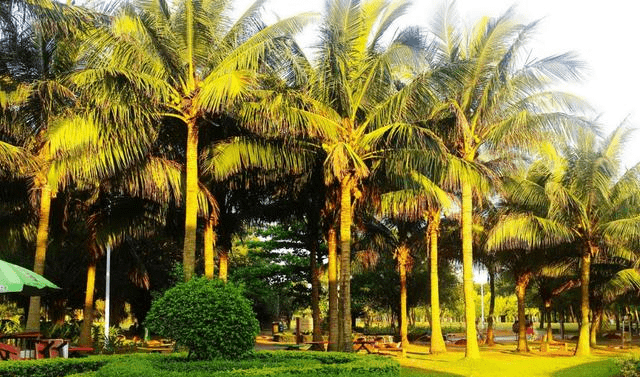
[[551, 359, 619, 377], [401, 367, 464, 377]]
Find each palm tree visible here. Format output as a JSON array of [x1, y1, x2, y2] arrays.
[[486, 125, 640, 356], [242, 0, 445, 351], [79, 0, 313, 282], [429, 4, 586, 358]]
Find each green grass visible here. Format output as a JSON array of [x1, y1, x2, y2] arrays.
[[397, 347, 624, 377]]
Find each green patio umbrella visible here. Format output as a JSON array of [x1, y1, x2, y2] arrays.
[[0, 260, 60, 296]]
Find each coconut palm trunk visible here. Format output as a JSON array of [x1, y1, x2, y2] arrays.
[[219, 250, 229, 282], [79, 261, 96, 346], [309, 226, 323, 346], [204, 215, 216, 279], [590, 307, 602, 347], [398, 245, 409, 358], [461, 181, 479, 358], [183, 120, 199, 282], [428, 213, 446, 354], [575, 249, 592, 356], [26, 179, 52, 332], [327, 227, 339, 351], [544, 301, 553, 342], [515, 273, 531, 352], [486, 268, 496, 346], [339, 176, 353, 352]]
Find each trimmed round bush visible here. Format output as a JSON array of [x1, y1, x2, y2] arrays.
[[145, 277, 259, 359]]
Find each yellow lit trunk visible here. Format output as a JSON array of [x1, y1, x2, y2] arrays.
[[328, 227, 339, 351], [26, 181, 52, 332], [428, 212, 446, 354], [204, 216, 216, 279], [183, 120, 199, 282], [486, 269, 496, 346], [461, 181, 479, 358], [79, 262, 96, 346], [339, 176, 353, 352], [219, 251, 228, 283], [398, 245, 409, 358], [515, 274, 530, 352], [574, 249, 591, 356]]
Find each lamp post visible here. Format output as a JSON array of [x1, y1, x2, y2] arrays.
[[104, 244, 111, 349]]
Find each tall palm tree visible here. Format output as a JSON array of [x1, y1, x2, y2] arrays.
[[243, 0, 445, 351], [429, 4, 586, 358], [79, 0, 313, 281]]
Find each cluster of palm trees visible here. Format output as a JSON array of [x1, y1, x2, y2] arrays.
[[1, 0, 639, 359]]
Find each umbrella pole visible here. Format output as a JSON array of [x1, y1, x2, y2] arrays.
[[104, 245, 111, 349]]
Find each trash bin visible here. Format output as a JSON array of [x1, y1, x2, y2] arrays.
[[272, 322, 279, 336]]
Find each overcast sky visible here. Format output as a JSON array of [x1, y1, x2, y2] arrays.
[[232, 0, 640, 168]]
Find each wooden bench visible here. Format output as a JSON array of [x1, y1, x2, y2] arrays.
[[540, 342, 568, 352]]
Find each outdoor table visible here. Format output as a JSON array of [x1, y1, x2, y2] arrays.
[[352, 340, 377, 354], [0, 332, 42, 359]]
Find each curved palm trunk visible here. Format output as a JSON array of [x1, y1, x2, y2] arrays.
[[398, 245, 409, 358], [218, 249, 229, 282], [461, 181, 479, 358], [79, 261, 97, 346], [515, 273, 531, 352], [339, 176, 353, 352], [428, 213, 446, 354], [183, 120, 199, 282], [26, 182, 52, 332], [486, 267, 496, 346], [574, 249, 592, 356], [590, 307, 602, 347], [328, 227, 339, 351], [204, 216, 216, 279]]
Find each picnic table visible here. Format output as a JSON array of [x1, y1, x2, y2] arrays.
[[0, 332, 72, 360], [353, 339, 377, 354]]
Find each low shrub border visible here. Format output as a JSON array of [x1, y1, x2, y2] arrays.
[[0, 352, 399, 377], [0, 355, 115, 377], [94, 352, 399, 377]]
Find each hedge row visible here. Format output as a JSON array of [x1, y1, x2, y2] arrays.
[[0, 352, 399, 377], [0, 355, 114, 377], [94, 352, 399, 377]]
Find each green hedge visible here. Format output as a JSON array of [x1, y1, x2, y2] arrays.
[[0, 355, 113, 377], [94, 352, 399, 377], [0, 352, 399, 377]]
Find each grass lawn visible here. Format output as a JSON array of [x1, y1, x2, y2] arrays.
[[396, 343, 636, 377]]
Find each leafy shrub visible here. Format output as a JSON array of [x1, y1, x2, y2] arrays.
[[0, 355, 113, 377], [616, 357, 640, 377], [93, 352, 399, 377], [145, 277, 259, 359]]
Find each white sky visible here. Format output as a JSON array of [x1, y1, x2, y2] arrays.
[[233, 0, 640, 168]]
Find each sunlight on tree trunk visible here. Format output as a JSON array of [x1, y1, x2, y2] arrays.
[[575, 250, 591, 356], [461, 181, 479, 358], [183, 120, 199, 282], [486, 268, 496, 346], [428, 213, 446, 354], [398, 245, 409, 358], [328, 227, 339, 352], [79, 261, 96, 346], [218, 250, 228, 283], [515, 274, 530, 352], [339, 176, 353, 352], [26, 180, 52, 332], [204, 216, 216, 279]]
